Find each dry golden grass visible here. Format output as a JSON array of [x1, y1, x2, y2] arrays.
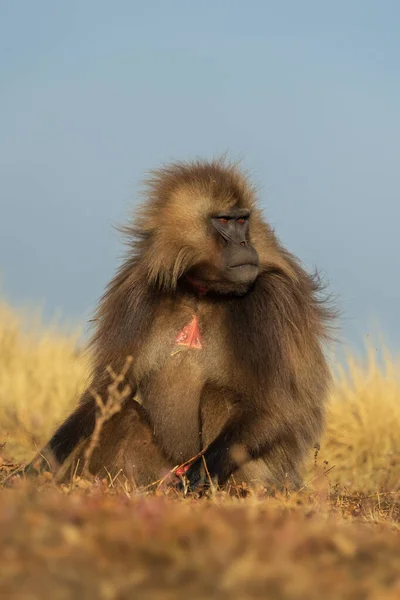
[[0, 301, 88, 462], [320, 346, 400, 492], [2, 482, 400, 600], [1, 299, 400, 599]]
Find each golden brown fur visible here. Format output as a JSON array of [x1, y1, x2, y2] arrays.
[[26, 159, 335, 492]]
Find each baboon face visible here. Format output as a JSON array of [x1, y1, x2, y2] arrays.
[[210, 208, 259, 284], [186, 207, 259, 294]]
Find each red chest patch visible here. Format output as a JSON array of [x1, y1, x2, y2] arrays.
[[175, 315, 202, 349]]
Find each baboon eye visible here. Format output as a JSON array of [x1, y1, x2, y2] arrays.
[[237, 218, 246, 224], [219, 217, 229, 224]]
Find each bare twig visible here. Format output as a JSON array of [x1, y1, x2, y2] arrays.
[[82, 356, 134, 478], [202, 455, 217, 495], [54, 438, 87, 484]]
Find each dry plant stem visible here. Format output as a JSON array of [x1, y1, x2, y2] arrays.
[[54, 439, 87, 484], [2, 464, 25, 486], [3, 441, 55, 486], [202, 455, 217, 494], [298, 465, 336, 493], [133, 448, 211, 494], [82, 356, 134, 478], [314, 443, 320, 467], [106, 468, 124, 488], [176, 446, 209, 473]]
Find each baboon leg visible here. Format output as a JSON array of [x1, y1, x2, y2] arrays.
[[88, 401, 174, 487], [200, 386, 304, 493], [26, 400, 174, 488]]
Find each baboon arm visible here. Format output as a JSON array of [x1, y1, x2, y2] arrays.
[[48, 392, 98, 463], [185, 407, 302, 489], [24, 391, 98, 475]]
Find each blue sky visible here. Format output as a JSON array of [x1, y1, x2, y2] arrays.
[[0, 1, 399, 355]]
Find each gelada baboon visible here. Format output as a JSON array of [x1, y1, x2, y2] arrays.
[[26, 159, 334, 492]]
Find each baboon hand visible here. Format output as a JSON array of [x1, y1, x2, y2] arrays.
[[175, 457, 208, 493], [176, 445, 233, 493]]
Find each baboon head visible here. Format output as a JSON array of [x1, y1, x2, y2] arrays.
[[125, 160, 263, 296]]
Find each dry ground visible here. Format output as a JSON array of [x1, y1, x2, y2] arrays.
[[1, 300, 400, 600]]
